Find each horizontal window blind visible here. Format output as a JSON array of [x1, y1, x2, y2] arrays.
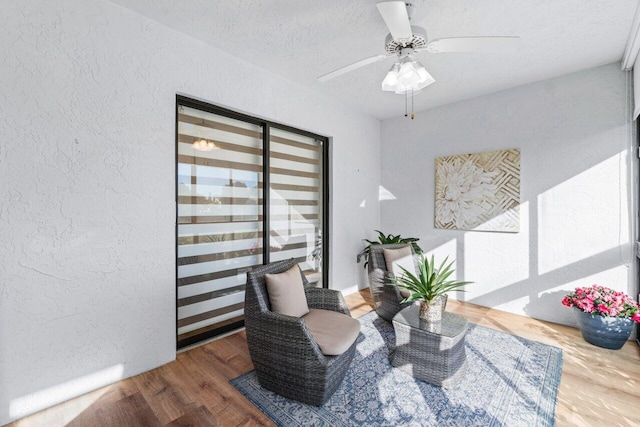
[[177, 106, 263, 346], [269, 128, 323, 286]]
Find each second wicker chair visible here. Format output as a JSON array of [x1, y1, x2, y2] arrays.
[[367, 243, 416, 322]]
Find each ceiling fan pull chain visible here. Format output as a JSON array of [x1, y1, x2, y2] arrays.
[[411, 88, 415, 120], [405, 90, 408, 118]]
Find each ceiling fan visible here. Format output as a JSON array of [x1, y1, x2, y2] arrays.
[[317, 0, 521, 96]]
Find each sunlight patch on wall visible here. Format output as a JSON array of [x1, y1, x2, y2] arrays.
[[421, 238, 457, 262], [359, 183, 397, 208], [9, 364, 124, 420], [537, 153, 629, 275], [463, 201, 530, 300], [542, 265, 630, 298], [378, 185, 397, 201]]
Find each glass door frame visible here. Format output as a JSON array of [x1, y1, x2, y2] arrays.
[[175, 95, 330, 349]]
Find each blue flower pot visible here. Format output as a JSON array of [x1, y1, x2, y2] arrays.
[[573, 308, 633, 350]]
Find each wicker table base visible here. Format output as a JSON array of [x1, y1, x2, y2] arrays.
[[391, 304, 468, 388]]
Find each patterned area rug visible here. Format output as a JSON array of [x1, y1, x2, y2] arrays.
[[231, 311, 563, 426]]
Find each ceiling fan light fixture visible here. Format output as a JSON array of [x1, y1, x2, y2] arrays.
[[395, 86, 422, 96], [415, 65, 435, 88], [397, 61, 424, 86], [381, 63, 400, 91], [386, 57, 434, 94], [394, 83, 408, 95]]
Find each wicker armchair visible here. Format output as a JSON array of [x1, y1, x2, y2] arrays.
[[367, 244, 448, 322], [367, 244, 415, 321], [245, 259, 358, 406]]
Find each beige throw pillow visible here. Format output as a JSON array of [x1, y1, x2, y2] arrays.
[[383, 246, 415, 278], [265, 265, 310, 317]]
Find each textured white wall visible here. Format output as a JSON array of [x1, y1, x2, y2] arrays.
[[0, 0, 380, 423], [381, 63, 636, 328]]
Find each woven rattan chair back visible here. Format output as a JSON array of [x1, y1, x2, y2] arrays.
[[367, 244, 415, 322]]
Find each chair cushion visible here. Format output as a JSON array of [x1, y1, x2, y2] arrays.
[[303, 309, 360, 356], [265, 265, 309, 317], [383, 246, 415, 278], [399, 288, 412, 298]]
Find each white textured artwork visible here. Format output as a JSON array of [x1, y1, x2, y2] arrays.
[[435, 149, 520, 232]]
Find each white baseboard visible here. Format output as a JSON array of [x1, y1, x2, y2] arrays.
[[339, 284, 368, 296]]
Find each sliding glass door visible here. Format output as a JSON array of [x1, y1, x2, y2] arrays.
[[176, 97, 327, 348], [269, 128, 324, 287]]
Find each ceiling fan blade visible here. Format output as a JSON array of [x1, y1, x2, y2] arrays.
[[317, 54, 391, 82], [425, 37, 521, 53], [376, 1, 413, 41]]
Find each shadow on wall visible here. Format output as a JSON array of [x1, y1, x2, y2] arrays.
[[470, 245, 631, 325], [523, 289, 576, 326]]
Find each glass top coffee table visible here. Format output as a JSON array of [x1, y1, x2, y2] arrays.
[[391, 303, 468, 388]]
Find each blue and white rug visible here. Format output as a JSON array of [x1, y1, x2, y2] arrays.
[[231, 311, 563, 426]]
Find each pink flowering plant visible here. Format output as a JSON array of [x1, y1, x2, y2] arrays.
[[562, 284, 640, 322]]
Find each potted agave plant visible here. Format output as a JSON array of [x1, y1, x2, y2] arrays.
[[396, 254, 472, 322], [562, 284, 640, 349]]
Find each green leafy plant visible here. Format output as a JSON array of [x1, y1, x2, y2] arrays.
[[396, 254, 472, 303], [309, 230, 322, 262], [356, 230, 423, 269]]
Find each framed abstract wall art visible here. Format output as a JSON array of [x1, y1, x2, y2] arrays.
[[435, 148, 520, 232]]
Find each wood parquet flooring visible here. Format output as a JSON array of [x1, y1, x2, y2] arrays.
[[7, 290, 640, 426]]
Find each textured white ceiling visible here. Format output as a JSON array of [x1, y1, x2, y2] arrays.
[[111, 0, 639, 120]]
